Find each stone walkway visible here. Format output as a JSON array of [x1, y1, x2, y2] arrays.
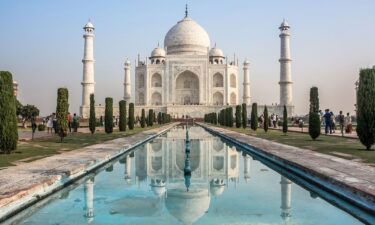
[[0, 123, 177, 222], [199, 123, 375, 214], [18, 127, 105, 141], [269, 126, 358, 139]]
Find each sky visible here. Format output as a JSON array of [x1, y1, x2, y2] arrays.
[[1, 0, 374, 116]]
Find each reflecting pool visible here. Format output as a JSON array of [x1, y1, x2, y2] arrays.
[[8, 126, 364, 225]]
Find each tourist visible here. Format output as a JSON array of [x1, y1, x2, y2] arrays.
[[72, 113, 79, 132], [47, 115, 53, 133], [275, 115, 279, 128], [52, 113, 57, 133], [330, 112, 336, 133], [323, 109, 331, 134], [338, 111, 345, 136], [67, 113, 73, 133], [345, 113, 352, 134]]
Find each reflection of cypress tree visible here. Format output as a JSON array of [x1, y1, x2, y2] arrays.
[[105, 165, 114, 172]]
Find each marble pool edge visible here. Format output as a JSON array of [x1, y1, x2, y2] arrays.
[[0, 123, 178, 223]]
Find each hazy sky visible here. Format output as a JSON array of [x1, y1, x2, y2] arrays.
[[1, 0, 374, 116]]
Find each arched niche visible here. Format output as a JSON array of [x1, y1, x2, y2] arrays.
[[151, 92, 162, 105], [152, 73, 162, 87], [213, 92, 224, 105], [230, 92, 236, 105], [230, 74, 236, 88], [213, 73, 224, 87], [138, 74, 144, 88], [175, 70, 199, 105]]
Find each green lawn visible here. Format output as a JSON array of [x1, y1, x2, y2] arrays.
[[216, 125, 375, 164], [0, 125, 165, 168]]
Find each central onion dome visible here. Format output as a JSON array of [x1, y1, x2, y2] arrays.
[[164, 17, 210, 55]]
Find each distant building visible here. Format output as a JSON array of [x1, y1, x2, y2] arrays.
[[13, 81, 18, 98]]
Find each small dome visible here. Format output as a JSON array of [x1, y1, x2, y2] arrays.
[[84, 21, 94, 29], [151, 47, 166, 58], [209, 47, 224, 57], [210, 179, 225, 197], [243, 59, 250, 65], [279, 19, 290, 29], [164, 17, 210, 55], [124, 59, 131, 66]]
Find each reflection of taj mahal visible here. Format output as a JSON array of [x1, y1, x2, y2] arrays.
[[79, 6, 295, 118]]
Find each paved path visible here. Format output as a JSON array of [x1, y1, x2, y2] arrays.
[[0, 123, 177, 222], [18, 127, 105, 141], [199, 123, 375, 216], [269, 126, 358, 139]]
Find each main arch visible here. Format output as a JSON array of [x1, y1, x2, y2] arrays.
[[175, 70, 199, 105]]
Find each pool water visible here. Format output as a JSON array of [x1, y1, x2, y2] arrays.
[[8, 126, 364, 225]]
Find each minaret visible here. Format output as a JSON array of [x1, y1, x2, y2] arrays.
[[280, 176, 292, 222], [279, 19, 293, 106], [243, 154, 251, 183], [84, 177, 94, 222], [123, 59, 132, 102], [242, 60, 251, 105], [81, 20, 95, 111]]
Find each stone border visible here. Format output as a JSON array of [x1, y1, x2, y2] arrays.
[[198, 123, 375, 224], [0, 123, 177, 223]]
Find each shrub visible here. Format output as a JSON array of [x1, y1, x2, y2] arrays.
[[105, 97, 113, 134], [357, 68, 375, 150], [0, 71, 18, 153], [158, 112, 162, 124], [56, 88, 69, 142], [251, 103, 258, 131], [128, 103, 135, 130], [283, 105, 288, 134], [308, 87, 320, 140], [119, 100, 126, 132], [242, 103, 247, 129], [38, 124, 46, 131], [141, 109, 146, 128], [235, 105, 242, 128], [89, 94, 96, 134], [263, 106, 269, 132]]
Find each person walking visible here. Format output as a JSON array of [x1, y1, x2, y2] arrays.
[[72, 113, 79, 132], [338, 111, 345, 136], [52, 113, 57, 133], [345, 113, 352, 134], [323, 109, 331, 134], [47, 115, 53, 133], [67, 113, 73, 133], [330, 111, 336, 134]]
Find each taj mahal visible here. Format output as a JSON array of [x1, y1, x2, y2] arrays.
[[79, 7, 294, 119]]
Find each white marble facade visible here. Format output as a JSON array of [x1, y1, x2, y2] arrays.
[[80, 12, 294, 119], [134, 16, 239, 116]]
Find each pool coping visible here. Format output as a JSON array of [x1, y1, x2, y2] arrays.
[[0, 123, 177, 223], [198, 123, 375, 223]]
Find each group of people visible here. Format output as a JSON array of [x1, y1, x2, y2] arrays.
[[321, 109, 352, 135], [257, 113, 280, 128], [44, 113, 79, 134]]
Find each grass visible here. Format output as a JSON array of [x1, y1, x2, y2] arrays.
[[0, 125, 166, 168], [215, 125, 375, 164]]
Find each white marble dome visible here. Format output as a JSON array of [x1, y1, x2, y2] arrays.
[[164, 17, 210, 55], [84, 21, 94, 29], [151, 47, 166, 58], [209, 47, 224, 57]]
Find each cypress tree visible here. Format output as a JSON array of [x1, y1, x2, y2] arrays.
[[153, 111, 157, 123], [89, 94, 96, 134], [308, 87, 321, 140], [263, 106, 269, 132], [105, 97, 113, 134], [283, 105, 288, 134], [242, 103, 247, 129], [228, 107, 233, 127], [357, 68, 375, 150], [0, 71, 18, 153], [158, 112, 162, 124], [119, 100, 126, 132], [56, 88, 69, 142], [213, 112, 218, 125], [235, 105, 242, 128], [148, 109, 154, 126], [128, 103, 135, 130], [141, 108, 146, 128], [251, 103, 258, 131]]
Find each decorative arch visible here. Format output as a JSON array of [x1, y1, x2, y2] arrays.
[[151, 92, 162, 105], [213, 73, 224, 87], [175, 70, 199, 105], [213, 92, 224, 105], [230, 92, 236, 105], [138, 74, 144, 88], [230, 74, 236, 88], [138, 92, 145, 105], [151, 73, 162, 87]]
